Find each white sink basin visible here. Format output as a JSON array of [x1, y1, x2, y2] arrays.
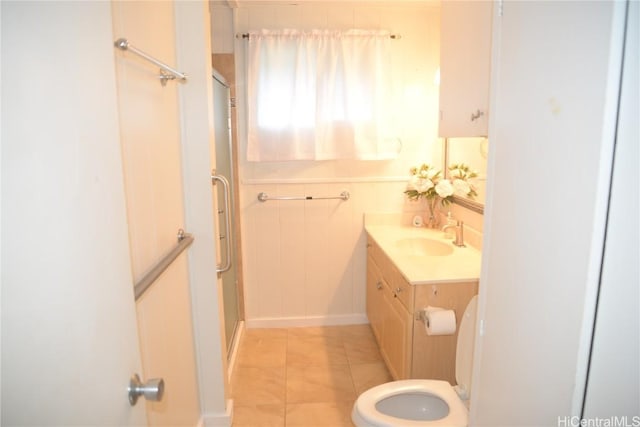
[[395, 237, 454, 257]]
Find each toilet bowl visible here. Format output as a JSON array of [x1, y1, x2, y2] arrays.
[[352, 295, 478, 427]]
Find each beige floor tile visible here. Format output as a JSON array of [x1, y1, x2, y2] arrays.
[[285, 402, 355, 426], [349, 362, 393, 395], [232, 366, 286, 405], [232, 324, 391, 422], [287, 325, 346, 338], [287, 335, 348, 367], [244, 327, 288, 340], [339, 324, 376, 340], [286, 364, 356, 404], [238, 336, 287, 368], [232, 404, 285, 427], [344, 337, 383, 364]]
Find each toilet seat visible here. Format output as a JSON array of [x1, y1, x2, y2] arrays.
[[352, 379, 468, 427], [353, 296, 478, 427]]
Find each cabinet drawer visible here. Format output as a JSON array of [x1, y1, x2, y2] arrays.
[[386, 262, 414, 312], [370, 242, 414, 311]]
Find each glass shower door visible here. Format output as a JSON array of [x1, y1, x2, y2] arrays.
[[212, 71, 240, 354]]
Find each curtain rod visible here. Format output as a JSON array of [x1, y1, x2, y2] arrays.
[[236, 32, 401, 39]]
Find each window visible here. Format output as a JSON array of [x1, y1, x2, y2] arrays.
[[246, 29, 398, 161]]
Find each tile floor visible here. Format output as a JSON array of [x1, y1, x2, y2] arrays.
[[230, 324, 392, 427]]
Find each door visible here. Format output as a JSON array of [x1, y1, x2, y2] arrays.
[[381, 283, 412, 380], [582, 0, 639, 416], [111, 1, 201, 425], [1, 2, 147, 424], [212, 71, 241, 353]]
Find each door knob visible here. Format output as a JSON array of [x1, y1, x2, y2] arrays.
[[128, 373, 164, 406]]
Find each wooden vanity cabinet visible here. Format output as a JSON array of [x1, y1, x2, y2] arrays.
[[366, 236, 478, 383], [411, 281, 478, 381], [438, 0, 493, 137]]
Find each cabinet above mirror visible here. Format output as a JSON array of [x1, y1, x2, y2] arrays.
[[438, 0, 493, 138]]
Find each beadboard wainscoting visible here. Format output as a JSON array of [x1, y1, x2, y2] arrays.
[[241, 179, 420, 327]]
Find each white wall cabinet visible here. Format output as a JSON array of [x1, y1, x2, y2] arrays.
[[438, 0, 493, 137]]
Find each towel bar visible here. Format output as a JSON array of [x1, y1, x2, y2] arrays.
[[257, 191, 350, 202]]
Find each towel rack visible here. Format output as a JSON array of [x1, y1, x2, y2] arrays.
[[134, 229, 194, 301], [114, 38, 187, 86], [257, 190, 350, 202]]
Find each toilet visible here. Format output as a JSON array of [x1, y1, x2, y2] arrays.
[[352, 295, 478, 427]]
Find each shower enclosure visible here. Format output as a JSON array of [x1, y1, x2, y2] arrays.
[[211, 70, 241, 355]]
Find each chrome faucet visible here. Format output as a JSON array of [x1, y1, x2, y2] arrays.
[[442, 220, 466, 247]]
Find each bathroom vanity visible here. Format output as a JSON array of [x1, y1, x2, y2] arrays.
[[365, 215, 481, 384]]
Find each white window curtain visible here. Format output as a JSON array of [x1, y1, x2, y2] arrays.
[[246, 29, 398, 161]]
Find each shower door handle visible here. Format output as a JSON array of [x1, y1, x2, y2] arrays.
[[211, 171, 232, 274]]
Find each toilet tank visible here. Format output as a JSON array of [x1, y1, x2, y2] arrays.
[[455, 295, 479, 399]]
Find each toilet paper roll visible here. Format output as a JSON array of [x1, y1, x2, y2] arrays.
[[423, 306, 457, 336]]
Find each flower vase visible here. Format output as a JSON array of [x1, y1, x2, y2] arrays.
[[425, 197, 440, 228]]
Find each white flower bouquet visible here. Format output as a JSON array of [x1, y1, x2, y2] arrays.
[[404, 163, 478, 204]]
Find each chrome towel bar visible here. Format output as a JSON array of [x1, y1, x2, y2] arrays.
[[134, 229, 194, 301], [237, 33, 401, 40], [257, 191, 350, 202], [114, 38, 187, 86]]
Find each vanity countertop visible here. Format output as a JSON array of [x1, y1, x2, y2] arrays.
[[365, 214, 482, 285]]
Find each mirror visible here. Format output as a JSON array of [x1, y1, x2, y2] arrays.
[[444, 137, 488, 214]]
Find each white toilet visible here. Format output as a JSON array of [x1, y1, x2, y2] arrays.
[[352, 295, 478, 427]]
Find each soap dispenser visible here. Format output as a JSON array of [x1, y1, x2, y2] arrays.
[[444, 212, 456, 239]]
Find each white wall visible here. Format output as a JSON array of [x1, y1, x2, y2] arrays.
[[214, 2, 446, 326], [176, 1, 233, 425], [471, 1, 626, 425], [1, 2, 147, 424]]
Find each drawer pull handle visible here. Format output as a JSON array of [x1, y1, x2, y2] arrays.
[[376, 281, 383, 290], [395, 287, 402, 293]]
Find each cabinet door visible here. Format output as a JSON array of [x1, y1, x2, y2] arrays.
[[439, 0, 493, 137], [381, 285, 413, 380], [366, 255, 385, 343]]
